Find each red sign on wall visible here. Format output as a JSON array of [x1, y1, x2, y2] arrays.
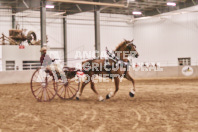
[[19, 45, 25, 49]]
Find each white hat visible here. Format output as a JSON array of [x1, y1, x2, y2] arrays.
[[40, 47, 47, 52]]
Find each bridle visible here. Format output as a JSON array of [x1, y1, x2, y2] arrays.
[[126, 42, 136, 49]]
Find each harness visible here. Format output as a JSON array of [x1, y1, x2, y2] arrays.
[[105, 47, 130, 76]]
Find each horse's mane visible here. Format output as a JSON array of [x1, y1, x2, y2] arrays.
[[115, 41, 126, 51]]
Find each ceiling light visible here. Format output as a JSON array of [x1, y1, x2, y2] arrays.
[[46, 5, 55, 8], [133, 11, 142, 15], [167, 2, 176, 6]]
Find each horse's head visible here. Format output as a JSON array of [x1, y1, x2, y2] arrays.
[[115, 39, 139, 59]]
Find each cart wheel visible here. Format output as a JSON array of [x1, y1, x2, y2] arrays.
[[30, 68, 57, 102], [56, 76, 80, 100]]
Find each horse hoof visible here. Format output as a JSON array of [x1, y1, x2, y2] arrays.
[[99, 99, 105, 102], [99, 96, 104, 101], [129, 92, 135, 97], [106, 94, 110, 99], [76, 97, 80, 100]]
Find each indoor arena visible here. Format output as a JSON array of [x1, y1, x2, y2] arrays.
[[0, 0, 198, 132]]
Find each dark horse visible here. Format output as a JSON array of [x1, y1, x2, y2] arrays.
[[76, 40, 139, 101]]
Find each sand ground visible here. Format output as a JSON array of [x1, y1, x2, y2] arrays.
[[0, 78, 198, 132]]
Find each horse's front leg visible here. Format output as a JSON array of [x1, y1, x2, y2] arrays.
[[125, 72, 136, 97], [106, 77, 119, 99]]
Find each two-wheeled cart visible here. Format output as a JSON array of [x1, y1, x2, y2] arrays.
[[30, 67, 80, 102]]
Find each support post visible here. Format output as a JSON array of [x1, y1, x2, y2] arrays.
[[94, 6, 101, 58], [12, 15, 16, 29], [40, 0, 47, 48], [63, 16, 67, 64]]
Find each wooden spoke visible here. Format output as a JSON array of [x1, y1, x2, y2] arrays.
[[45, 88, 51, 100], [57, 85, 64, 92], [46, 87, 55, 96], [33, 86, 42, 92], [66, 85, 70, 98], [69, 85, 78, 92], [64, 86, 66, 98], [68, 86, 74, 95], [39, 88, 44, 101]]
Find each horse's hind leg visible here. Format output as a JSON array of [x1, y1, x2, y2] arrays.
[[125, 72, 136, 97], [90, 81, 104, 101], [76, 77, 90, 100], [106, 77, 119, 99]]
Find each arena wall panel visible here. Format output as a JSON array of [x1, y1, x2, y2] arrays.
[[0, 70, 34, 84]]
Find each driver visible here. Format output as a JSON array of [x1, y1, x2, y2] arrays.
[[40, 47, 67, 82]]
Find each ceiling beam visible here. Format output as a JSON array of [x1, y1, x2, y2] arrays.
[[47, 0, 127, 7]]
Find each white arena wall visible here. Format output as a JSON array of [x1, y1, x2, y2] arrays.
[[2, 45, 40, 71], [133, 11, 198, 66]]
